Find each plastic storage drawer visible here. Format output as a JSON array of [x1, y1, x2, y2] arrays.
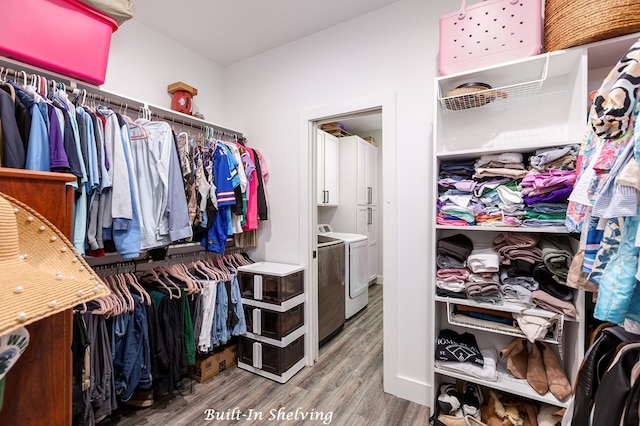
[[238, 262, 304, 303], [244, 303, 304, 340], [0, 0, 118, 85], [238, 335, 304, 376]]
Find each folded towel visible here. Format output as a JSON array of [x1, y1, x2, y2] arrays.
[[467, 273, 500, 285], [437, 253, 467, 269], [437, 234, 474, 262], [493, 232, 542, 264], [437, 278, 466, 293], [532, 290, 577, 318], [437, 268, 470, 282], [436, 287, 468, 299], [500, 283, 534, 306], [467, 249, 500, 273], [499, 269, 539, 291], [532, 262, 573, 301], [435, 348, 498, 382]]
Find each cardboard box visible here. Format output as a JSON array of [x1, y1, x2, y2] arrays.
[[190, 343, 238, 383]]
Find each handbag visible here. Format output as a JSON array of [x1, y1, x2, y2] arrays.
[[439, 0, 542, 75], [77, 0, 135, 26]]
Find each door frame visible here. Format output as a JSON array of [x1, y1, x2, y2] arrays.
[[298, 92, 399, 394]]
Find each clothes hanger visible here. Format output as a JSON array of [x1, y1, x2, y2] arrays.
[[222, 255, 238, 274], [199, 258, 226, 282], [191, 259, 218, 282], [216, 257, 231, 281], [0, 80, 15, 102], [156, 266, 183, 298], [106, 275, 126, 315], [165, 264, 194, 295], [116, 274, 136, 312], [125, 272, 151, 305], [175, 263, 202, 293], [89, 298, 108, 316], [141, 268, 175, 300]]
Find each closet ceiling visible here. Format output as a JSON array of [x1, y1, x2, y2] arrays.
[[133, 0, 400, 66]]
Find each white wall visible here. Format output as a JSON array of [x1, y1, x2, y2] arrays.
[[103, 20, 227, 122], [222, 0, 450, 405], [103, 0, 452, 406]]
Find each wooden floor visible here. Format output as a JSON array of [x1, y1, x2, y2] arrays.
[[103, 284, 431, 425]]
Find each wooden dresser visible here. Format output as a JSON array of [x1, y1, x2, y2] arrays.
[[0, 168, 76, 425]]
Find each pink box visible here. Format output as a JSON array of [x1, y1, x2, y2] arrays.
[[0, 0, 118, 85], [439, 0, 542, 75]]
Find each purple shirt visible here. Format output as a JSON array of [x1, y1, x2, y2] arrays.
[[47, 104, 70, 171]]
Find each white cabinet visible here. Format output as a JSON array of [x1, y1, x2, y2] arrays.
[[328, 135, 380, 283], [355, 138, 377, 206], [431, 48, 591, 410], [317, 129, 339, 206]]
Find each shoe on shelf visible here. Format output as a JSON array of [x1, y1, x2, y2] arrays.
[[438, 382, 463, 415], [481, 390, 524, 426], [499, 337, 529, 379], [124, 388, 154, 408], [527, 340, 549, 395], [464, 415, 488, 426], [462, 382, 483, 420], [539, 341, 572, 401], [437, 415, 467, 426]]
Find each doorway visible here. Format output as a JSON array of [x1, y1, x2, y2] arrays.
[[298, 92, 399, 396]]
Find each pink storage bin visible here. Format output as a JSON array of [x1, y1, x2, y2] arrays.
[[0, 0, 118, 85], [439, 0, 542, 75]]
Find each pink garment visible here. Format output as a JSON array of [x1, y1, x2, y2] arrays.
[[526, 169, 576, 190], [437, 268, 470, 282], [243, 148, 259, 231], [521, 184, 567, 197], [436, 214, 470, 226]]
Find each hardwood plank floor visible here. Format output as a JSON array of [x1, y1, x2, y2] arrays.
[[102, 284, 431, 425]]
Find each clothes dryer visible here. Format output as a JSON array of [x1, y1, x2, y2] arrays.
[[318, 224, 369, 319]]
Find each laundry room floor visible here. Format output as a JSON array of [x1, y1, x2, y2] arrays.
[[102, 284, 431, 425]]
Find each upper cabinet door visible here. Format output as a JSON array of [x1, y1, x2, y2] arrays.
[[323, 132, 339, 205], [317, 129, 326, 205], [356, 138, 368, 205], [366, 143, 378, 206], [317, 129, 339, 206]]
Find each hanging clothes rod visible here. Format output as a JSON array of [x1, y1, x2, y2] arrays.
[[0, 56, 242, 138]]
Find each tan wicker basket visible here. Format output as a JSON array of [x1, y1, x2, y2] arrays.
[[544, 0, 640, 51]]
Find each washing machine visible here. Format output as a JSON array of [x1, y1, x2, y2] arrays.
[[318, 224, 369, 319]]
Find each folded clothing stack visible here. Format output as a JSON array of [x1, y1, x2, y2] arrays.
[[436, 234, 475, 298], [492, 232, 542, 265], [437, 160, 478, 226], [435, 329, 498, 382], [538, 235, 574, 285], [435, 329, 484, 366], [436, 145, 578, 228]]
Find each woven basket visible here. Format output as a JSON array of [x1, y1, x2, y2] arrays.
[[545, 0, 640, 51]]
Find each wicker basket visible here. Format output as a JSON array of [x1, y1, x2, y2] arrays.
[[545, 0, 640, 51]]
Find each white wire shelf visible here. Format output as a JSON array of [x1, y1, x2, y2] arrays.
[[435, 296, 578, 322], [435, 225, 571, 234], [438, 55, 549, 112], [445, 303, 562, 345], [439, 79, 544, 111]]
